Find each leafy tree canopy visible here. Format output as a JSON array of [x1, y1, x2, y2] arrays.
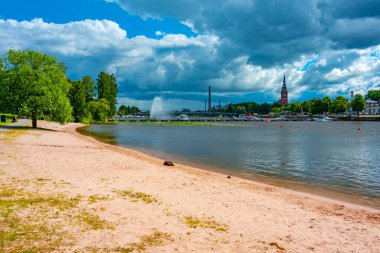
[[366, 90, 380, 101], [97, 71, 118, 117], [0, 49, 72, 127], [331, 96, 349, 114], [351, 94, 366, 115]]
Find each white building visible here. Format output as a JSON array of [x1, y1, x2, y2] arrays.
[[363, 100, 380, 115]]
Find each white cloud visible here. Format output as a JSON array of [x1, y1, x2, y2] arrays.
[[1, 17, 380, 108]]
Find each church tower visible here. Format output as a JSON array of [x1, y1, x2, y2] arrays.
[[280, 75, 288, 105]]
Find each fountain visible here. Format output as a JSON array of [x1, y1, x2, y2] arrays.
[[150, 96, 169, 120]]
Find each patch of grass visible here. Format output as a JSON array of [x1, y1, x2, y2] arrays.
[[33, 178, 51, 186], [115, 232, 172, 253], [116, 189, 159, 204], [184, 216, 229, 232], [0, 186, 78, 252], [75, 210, 114, 230], [0, 129, 27, 141], [88, 195, 110, 204]]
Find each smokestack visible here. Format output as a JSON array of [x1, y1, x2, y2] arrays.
[[350, 91, 354, 100], [208, 86, 211, 112], [204, 99, 207, 111]]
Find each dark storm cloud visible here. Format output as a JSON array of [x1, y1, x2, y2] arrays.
[[108, 0, 380, 65], [327, 18, 380, 49]]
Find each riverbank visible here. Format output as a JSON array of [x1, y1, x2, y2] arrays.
[[1, 121, 379, 252]]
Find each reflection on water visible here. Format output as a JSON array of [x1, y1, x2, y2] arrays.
[[81, 121, 380, 207]]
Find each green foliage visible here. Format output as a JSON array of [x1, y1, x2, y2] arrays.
[[331, 96, 349, 114], [68, 80, 88, 122], [351, 94, 366, 114], [97, 71, 118, 117], [290, 101, 302, 113], [0, 49, 72, 127], [301, 101, 311, 113], [366, 90, 380, 101], [118, 105, 141, 116], [82, 75, 95, 103], [226, 101, 281, 114], [88, 98, 110, 123], [310, 96, 331, 115]]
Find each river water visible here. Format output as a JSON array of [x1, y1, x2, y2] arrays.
[[80, 121, 380, 208]]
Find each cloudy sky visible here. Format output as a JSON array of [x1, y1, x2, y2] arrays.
[[1, 0, 379, 110]]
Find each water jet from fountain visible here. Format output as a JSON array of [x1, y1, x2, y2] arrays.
[[150, 97, 170, 120]]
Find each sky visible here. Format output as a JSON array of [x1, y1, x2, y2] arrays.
[[1, 0, 380, 110]]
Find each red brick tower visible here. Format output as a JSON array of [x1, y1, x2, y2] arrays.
[[280, 75, 288, 105]]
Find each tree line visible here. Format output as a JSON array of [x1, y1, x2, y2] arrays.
[[0, 49, 119, 127], [219, 91, 379, 115]]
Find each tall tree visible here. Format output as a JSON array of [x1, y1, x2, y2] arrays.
[[331, 96, 349, 114], [366, 90, 380, 101], [0, 49, 72, 128], [82, 75, 95, 103], [97, 71, 118, 117], [68, 79, 87, 122], [351, 94, 366, 115]]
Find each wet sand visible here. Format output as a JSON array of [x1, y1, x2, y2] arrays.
[[1, 121, 379, 252]]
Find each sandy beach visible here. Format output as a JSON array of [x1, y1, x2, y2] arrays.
[[0, 121, 379, 252]]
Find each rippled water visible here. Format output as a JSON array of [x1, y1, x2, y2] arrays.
[[81, 121, 380, 207]]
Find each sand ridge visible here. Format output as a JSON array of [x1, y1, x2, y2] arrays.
[[0, 121, 379, 252]]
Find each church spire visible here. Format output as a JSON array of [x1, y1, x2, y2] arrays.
[[280, 75, 288, 105]]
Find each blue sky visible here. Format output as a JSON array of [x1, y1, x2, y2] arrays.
[[1, 0, 380, 110]]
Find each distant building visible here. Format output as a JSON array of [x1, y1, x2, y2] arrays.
[[363, 100, 380, 114], [348, 91, 380, 115], [280, 75, 288, 105]]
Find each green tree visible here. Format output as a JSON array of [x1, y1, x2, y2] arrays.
[[366, 90, 380, 101], [310, 98, 322, 114], [0, 49, 72, 128], [320, 96, 332, 114], [97, 71, 118, 117], [82, 75, 95, 103], [88, 99, 110, 122], [118, 105, 129, 116], [68, 79, 87, 122], [130, 106, 140, 115], [351, 94, 366, 115], [301, 101, 311, 114], [290, 102, 302, 114], [330, 96, 349, 114]]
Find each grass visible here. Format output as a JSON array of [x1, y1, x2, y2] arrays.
[[0, 177, 115, 252], [114, 232, 172, 253], [184, 216, 229, 232], [116, 189, 159, 204], [88, 195, 110, 204], [75, 210, 114, 230], [0, 129, 27, 141], [0, 114, 15, 126], [0, 186, 79, 252]]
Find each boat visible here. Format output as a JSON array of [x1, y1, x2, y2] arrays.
[[176, 114, 190, 121], [313, 116, 333, 121]]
